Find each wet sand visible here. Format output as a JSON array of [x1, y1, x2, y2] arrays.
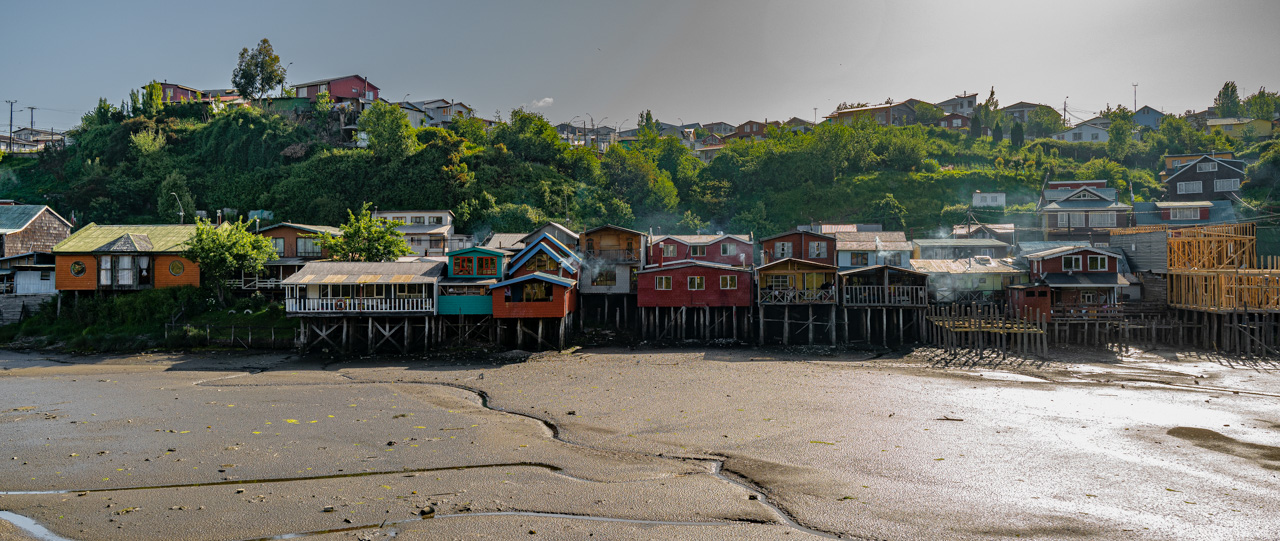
[[1, 346, 1278, 540]]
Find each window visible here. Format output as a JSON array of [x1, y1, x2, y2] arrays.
[[510, 282, 550, 302], [99, 255, 112, 284], [272, 237, 285, 256], [850, 252, 869, 266], [1089, 212, 1116, 227], [1072, 132, 1083, 141], [592, 269, 617, 286], [720, 275, 737, 289], [1087, 255, 1108, 271], [297, 238, 322, 257], [952, 119, 961, 127], [1172, 159, 1181, 167], [1062, 255, 1082, 271], [690, 245, 707, 256], [1057, 213, 1070, 227], [1070, 213, 1086, 227], [1171, 208, 1201, 220], [885, 253, 903, 266], [69, 260, 86, 277], [394, 216, 406, 224], [478, 257, 497, 275], [688, 276, 705, 290], [775, 242, 793, 259], [1198, 162, 1219, 172], [428, 216, 443, 225], [766, 274, 793, 289], [298, 87, 307, 98], [655, 276, 672, 290], [808, 241, 827, 258], [980, 248, 995, 257], [1080, 291, 1096, 304], [720, 243, 736, 256], [1215, 178, 1241, 192], [40, 271, 50, 281], [117, 256, 134, 285], [662, 244, 677, 258], [1178, 181, 1203, 194], [803, 273, 826, 290], [453, 256, 474, 275], [169, 260, 184, 276], [319, 84, 328, 93], [411, 216, 425, 225], [1091, 132, 1100, 140], [523, 254, 558, 272]]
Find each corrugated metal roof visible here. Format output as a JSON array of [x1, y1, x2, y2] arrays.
[[483, 233, 528, 250], [258, 223, 342, 236], [909, 258, 1024, 274], [913, 238, 1011, 248], [281, 261, 442, 285], [1110, 230, 1168, 273], [1134, 200, 1237, 226], [833, 231, 910, 251], [53, 224, 197, 253]]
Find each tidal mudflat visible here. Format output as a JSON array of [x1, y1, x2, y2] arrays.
[[2, 346, 1278, 540]]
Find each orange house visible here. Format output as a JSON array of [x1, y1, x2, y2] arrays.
[[52, 224, 200, 292]]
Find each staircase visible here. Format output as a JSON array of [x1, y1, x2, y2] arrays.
[[0, 294, 55, 325]]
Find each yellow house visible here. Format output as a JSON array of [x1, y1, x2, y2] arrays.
[[1206, 117, 1272, 138]]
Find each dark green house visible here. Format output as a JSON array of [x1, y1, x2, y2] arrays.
[[437, 246, 508, 315]]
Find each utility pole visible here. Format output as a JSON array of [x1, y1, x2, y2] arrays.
[[26, 106, 36, 130], [4, 100, 15, 152], [1132, 83, 1138, 111], [1063, 97, 1069, 127]]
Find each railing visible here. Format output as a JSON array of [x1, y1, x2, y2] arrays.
[[286, 297, 435, 313], [843, 285, 927, 306], [930, 289, 1006, 305], [583, 248, 640, 261], [757, 287, 836, 305], [225, 278, 284, 290], [1052, 303, 1124, 320], [0, 283, 13, 295]]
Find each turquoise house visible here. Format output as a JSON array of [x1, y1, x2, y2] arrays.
[[437, 247, 507, 315]]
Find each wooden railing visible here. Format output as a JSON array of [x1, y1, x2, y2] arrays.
[[758, 287, 836, 305], [930, 289, 1006, 305], [285, 297, 435, 313], [225, 278, 284, 290], [1051, 303, 1124, 320], [843, 285, 927, 306]]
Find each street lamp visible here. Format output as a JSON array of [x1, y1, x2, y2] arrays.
[[170, 192, 185, 224], [282, 62, 293, 95]]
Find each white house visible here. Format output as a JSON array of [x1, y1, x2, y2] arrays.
[[972, 192, 1006, 208], [411, 99, 475, 128], [370, 210, 473, 257], [1052, 121, 1110, 143], [936, 92, 978, 117]]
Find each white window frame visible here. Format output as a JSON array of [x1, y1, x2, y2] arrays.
[[1062, 255, 1083, 271], [272, 237, 285, 256], [720, 243, 736, 256], [688, 276, 705, 291], [662, 244, 677, 258], [1177, 181, 1203, 194], [655, 276, 672, 290], [1089, 212, 1116, 227], [775, 242, 793, 259], [1215, 178, 1240, 192], [690, 245, 707, 257], [1069, 213, 1086, 227], [1197, 162, 1218, 172], [808, 241, 827, 258], [1171, 207, 1201, 220], [720, 275, 737, 289], [1057, 213, 1070, 227], [1087, 255, 1108, 271]]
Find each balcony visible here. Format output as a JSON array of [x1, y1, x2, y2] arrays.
[[843, 285, 927, 307], [285, 297, 435, 314], [225, 278, 284, 290], [757, 287, 836, 305], [583, 248, 640, 262]]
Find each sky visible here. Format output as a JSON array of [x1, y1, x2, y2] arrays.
[[4, 0, 1279, 133]]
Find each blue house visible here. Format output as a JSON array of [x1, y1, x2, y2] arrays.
[[1134, 106, 1166, 130], [437, 246, 508, 316]]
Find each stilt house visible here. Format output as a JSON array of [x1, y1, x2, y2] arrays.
[[1010, 246, 1127, 321], [283, 260, 443, 352], [636, 260, 753, 341], [53, 224, 200, 293], [578, 225, 645, 328], [488, 232, 580, 349]]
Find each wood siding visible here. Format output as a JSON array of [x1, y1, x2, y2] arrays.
[[760, 232, 835, 266], [637, 266, 753, 308], [1030, 251, 1118, 280], [650, 238, 752, 267], [55, 255, 97, 291], [3, 209, 71, 258], [156, 255, 201, 288], [260, 226, 329, 259], [491, 283, 576, 318]]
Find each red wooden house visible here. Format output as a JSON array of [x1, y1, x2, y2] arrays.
[[1010, 246, 1128, 321], [488, 232, 580, 349], [291, 75, 379, 104], [636, 261, 753, 341], [649, 234, 753, 267], [759, 230, 836, 266]]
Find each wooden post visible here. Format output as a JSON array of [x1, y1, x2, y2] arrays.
[[808, 305, 814, 345], [783, 305, 790, 346]]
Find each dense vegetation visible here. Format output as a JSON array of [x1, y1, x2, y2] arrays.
[[4, 84, 1277, 242]]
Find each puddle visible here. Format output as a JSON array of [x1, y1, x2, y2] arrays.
[[1168, 427, 1280, 470], [0, 511, 75, 541], [973, 372, 1048, 383]]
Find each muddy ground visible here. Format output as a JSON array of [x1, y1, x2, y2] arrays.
[[1, 344, 1278, 540]]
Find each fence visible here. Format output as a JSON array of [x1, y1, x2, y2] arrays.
[[285, 297, 435, 313], [757, 287, 836, 305], [843, 285, 927, 306], [164, 324, 298, 349]]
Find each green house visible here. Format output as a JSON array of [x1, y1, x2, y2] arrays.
[[437, 247, 508, 315]]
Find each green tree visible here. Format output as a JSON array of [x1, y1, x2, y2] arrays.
[[312, 90, 334, 137], [1106, 119, 1136, 163], [141, 81, 164, 116], [675, 210, 709, 234], [1010, 121, 1025, 148], [314, 203, 413, 262], [991, 121, 1004, 144], [1215, 81, 1242, 118], [969, 114, 984, 138], [357, 100, 419, 161], [637, 109, 659, 134], [183, 217, 278, 304], [448, 114, 489, 145], [1100, 104, 1135, 123], [231, 38, 287, 101], [157, 173, 196, 224], [81, 98, 118, 128], [863, 193, 907, 231], [1243, 87, 1277, 121], [1026, 106, 1066, 138], [913, 102, 945, 126]]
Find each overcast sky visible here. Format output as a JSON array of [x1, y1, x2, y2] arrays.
[[4, 0, 1278, 132]]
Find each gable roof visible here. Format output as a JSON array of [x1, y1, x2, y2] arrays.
[[581, 224, 644, 237], [483, 233, 527, 250], [832, 231, 912, 252], [913, 238, 1011, 248], [952, 223, 1015, 236], [1024, 246, 1114, 261], [838, 264, 928, 277], [1136, 106, 1164, 115], [516, 231, 581, 261], [1162, 155, 1246, 183], [756, 257, 838, 272], [446, 246, 508, 258], [489, 272, 576, 290], [257, 222, 343, 236], [909, 258, 1023, 274], [653, 233, 752, 245], [0, 205, 70, 234], [519, 222, 578, 245], [291, 74, 378, 89], [281, 260, 443, 285], [508, 242, 579, 275], [759, 229, 835, 242], [53, 224, 197, 254], [1040, 187, 1130, 210]]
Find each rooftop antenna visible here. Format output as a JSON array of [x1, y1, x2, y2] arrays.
[[170, 192, 185, 224]]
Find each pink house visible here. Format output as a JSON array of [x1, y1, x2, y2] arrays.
[[291, 75, 380, 103]]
